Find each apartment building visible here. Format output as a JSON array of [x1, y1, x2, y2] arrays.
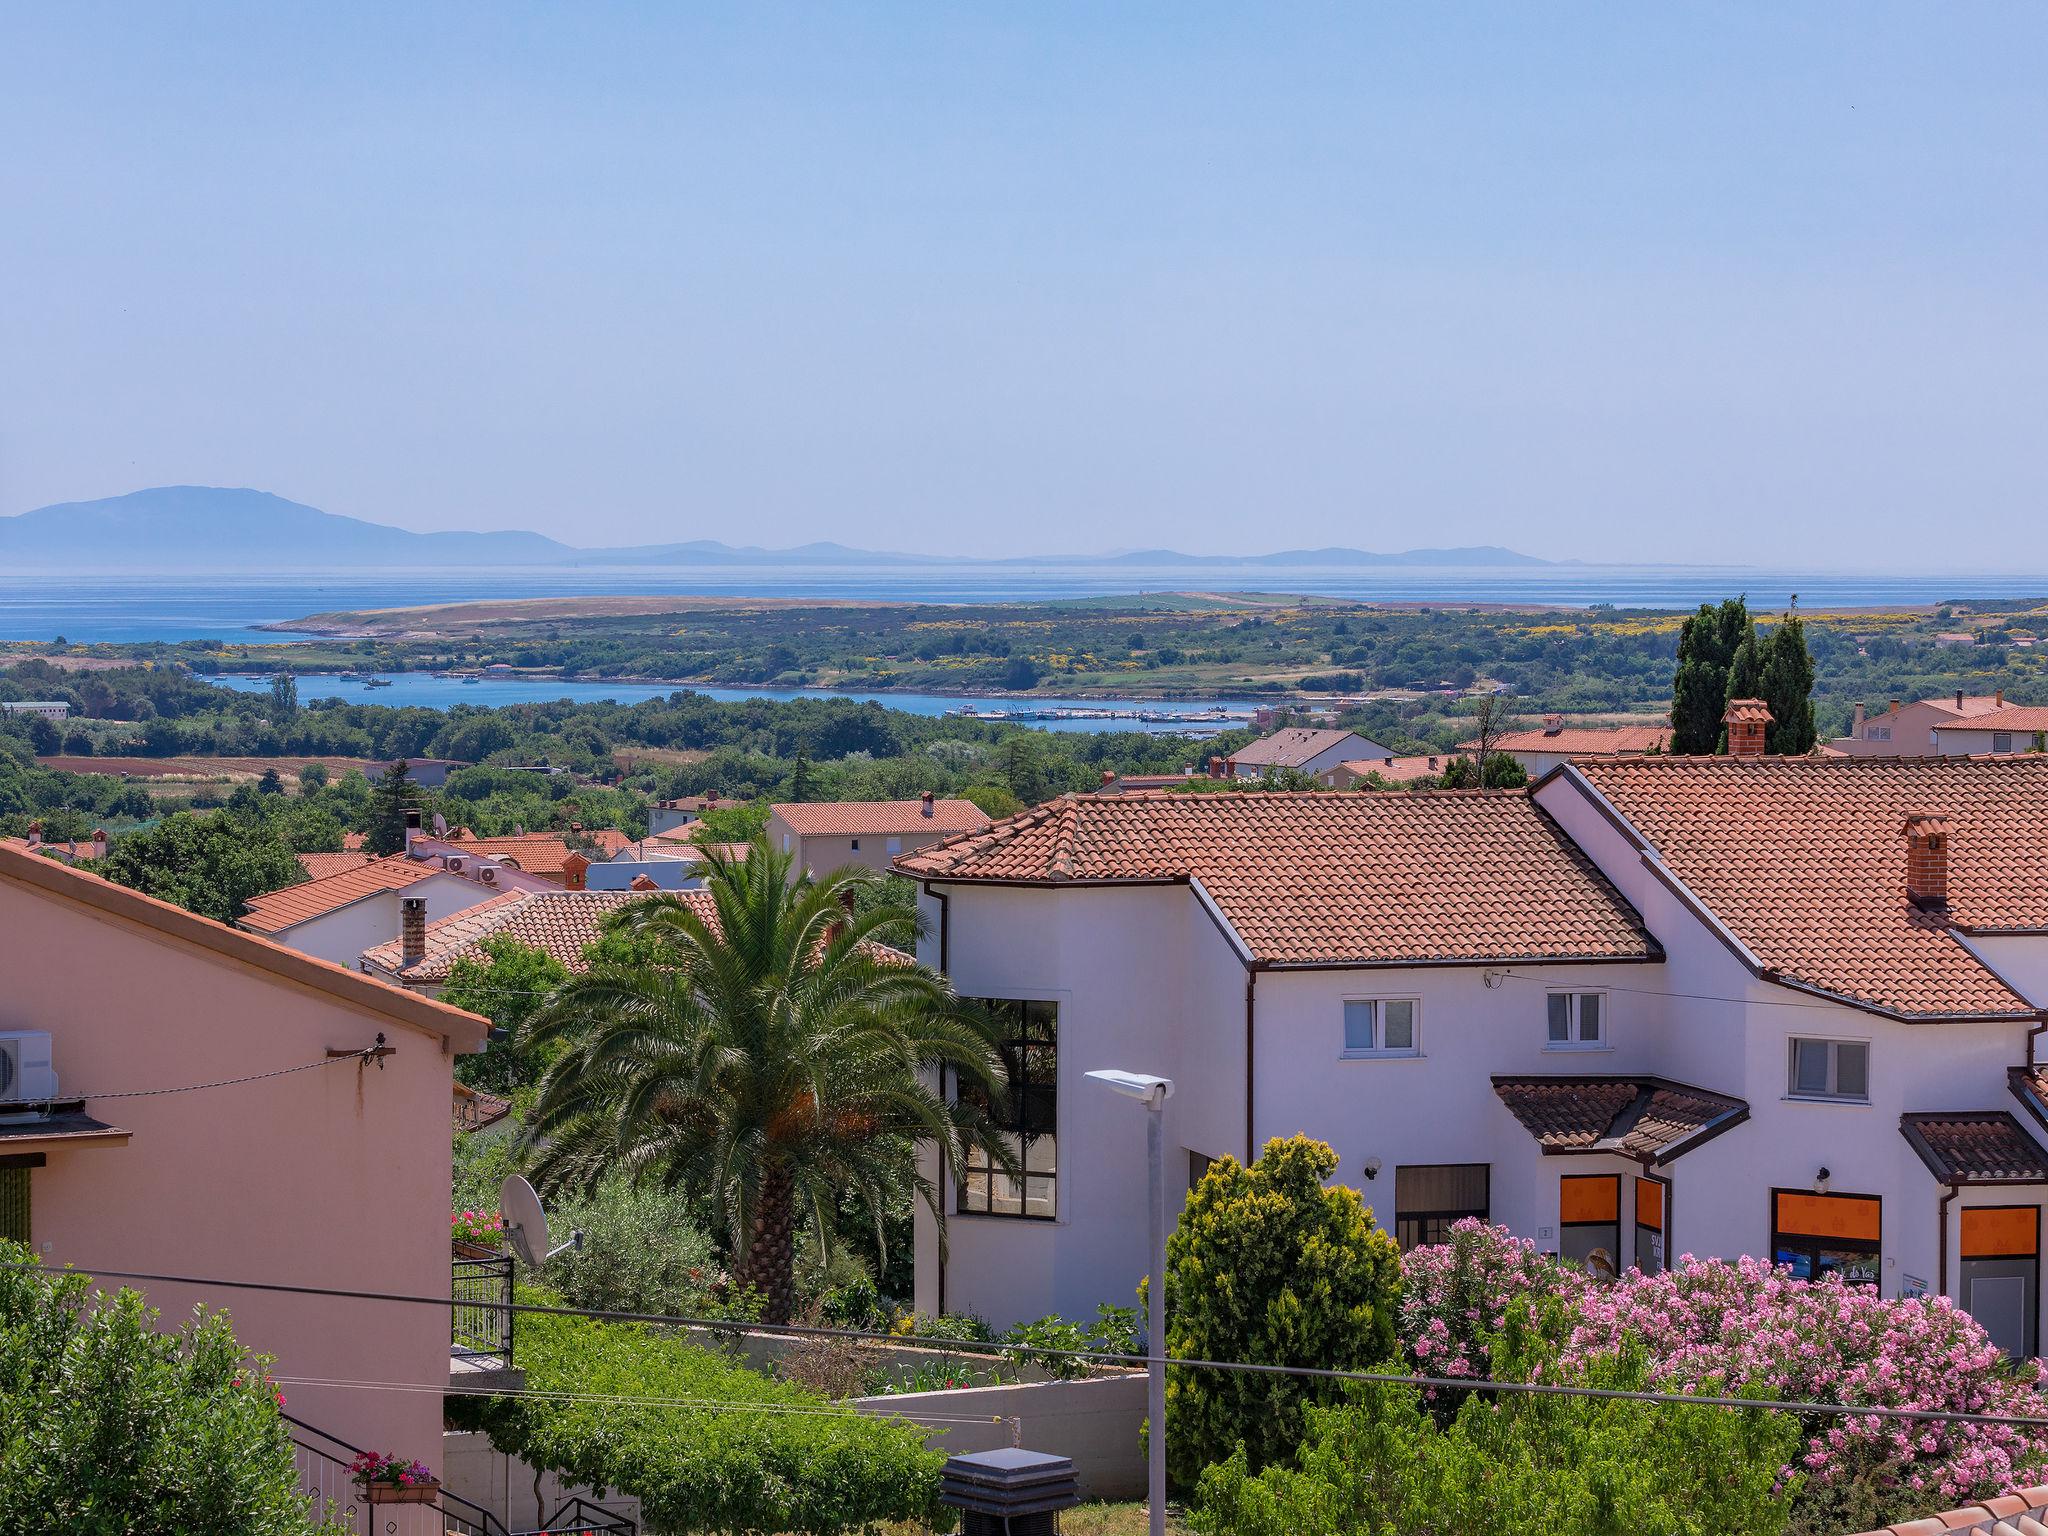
[[897, 706, 2048, 1362]]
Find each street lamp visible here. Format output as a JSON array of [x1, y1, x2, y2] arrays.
[[1086, 1068, 1174, 1536]]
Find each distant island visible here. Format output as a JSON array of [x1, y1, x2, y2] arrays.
[[0, 485, 1551, 571]]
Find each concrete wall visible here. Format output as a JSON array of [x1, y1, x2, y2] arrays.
[[272, 871, 497, 968], [854, 1373, 1147, 1500], [0, 876, 462, 1468], [442, 1431, 641, 1533]]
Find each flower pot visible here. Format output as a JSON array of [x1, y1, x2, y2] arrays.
[[362, 1480, 441, 1505]]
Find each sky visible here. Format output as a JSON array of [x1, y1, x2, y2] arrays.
[[2, 4, 2043, 567]]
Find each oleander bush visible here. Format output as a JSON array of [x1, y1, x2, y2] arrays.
[[1392, 1222, 2048, 1533], [0, 1242, 343, 1535], [1196, 1299, 1799, 1536], [446, 1292, 944, 1535], [1158, 1135, 1402, 1486]]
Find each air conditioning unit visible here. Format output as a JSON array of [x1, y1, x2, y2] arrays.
[[0, 1032, 58, 1110]]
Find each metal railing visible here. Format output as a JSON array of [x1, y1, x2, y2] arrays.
[[452, 1240, 516, 1365]]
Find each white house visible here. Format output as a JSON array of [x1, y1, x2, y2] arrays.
[[1225, 727, 1388, 781], [1831, 691, 2009, 757], [1930, 705, 2048, 758], [897, 717, 2048, 1361], [0, 700, 70, 720], [767, 796, 990, 881], [649, 792, 734, 837]]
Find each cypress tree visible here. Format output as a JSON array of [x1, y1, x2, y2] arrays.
[[1670, 597, 1750, 753], [364, 759, 422, 855], [1760, 614, 1818, 753], [790, 750, 815, 803], [1724, 627, 1764, 713]]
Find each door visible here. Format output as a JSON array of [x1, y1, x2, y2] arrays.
[[1560, 1174, 1620, 1276], [1960, 1207, 2038, 1358]]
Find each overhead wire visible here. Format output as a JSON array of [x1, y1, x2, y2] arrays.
[[27, 1259, 2048, 1432], [51, 1041, 389, 1102]]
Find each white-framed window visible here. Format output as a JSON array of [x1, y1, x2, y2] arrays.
[[886, 836, 903, 856], [1865, 725, 1892, 741], [1993, 733, 2014, 754], [781, 832, 792, 852], [1546, 991, 1607, 1049], [1343, 998, 1419, 1058], [1789, 1037, 1869, 1102]]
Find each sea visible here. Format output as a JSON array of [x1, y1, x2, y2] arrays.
[[2, 562, 2041, 726]]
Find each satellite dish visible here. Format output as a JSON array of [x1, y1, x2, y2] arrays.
[[432, 811, 449, 838], [499, 1175, 551, 1268]]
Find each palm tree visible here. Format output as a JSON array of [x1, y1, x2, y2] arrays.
[[519, 839, 1014, 1322]]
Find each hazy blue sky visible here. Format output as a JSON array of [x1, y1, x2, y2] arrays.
[[3, 4, 2043, 565]]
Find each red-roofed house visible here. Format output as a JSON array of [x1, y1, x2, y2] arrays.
[[1224, 727, 1389, 780], [241, 850, 547, 967], [1464, 717, 1672, 778], [1831, 690, 2012, 757], [767, 795, 990, 880], [1930, 703, 2048, 758], [897, 757, 2048, 1356]]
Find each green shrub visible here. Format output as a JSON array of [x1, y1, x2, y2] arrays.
[[0, 1241, 342, 1535], [898, 1311, 995, 1344], [1157, 1134, 1401, 1487], [539, 1175, 728, 1318], [1000, 1304, 1141, 1380], [1194, 1301, 1798, 1536], [448, 1292, 944, 1535]]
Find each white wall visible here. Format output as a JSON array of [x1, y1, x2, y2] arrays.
[[271, 873, 497, 967]]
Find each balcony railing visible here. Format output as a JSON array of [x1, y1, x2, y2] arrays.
[[452, 1240, 515, 1366]]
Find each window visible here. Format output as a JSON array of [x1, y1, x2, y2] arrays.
[[781, 832, 792, 852], [886, 837, 902, 857], [1560, 1174, 1620, 1275], [1343, 998, 1418, 1057], [1772, 1189, 1879, 1286], [1394, 1163, 1489, 1249], [1865, 725, 1892, 741], [0, 1167, 26, 1245], [1993, 732, 2014, 754], [1634, 1176, 1667, 1274], [849, 838, 861, 851], [956, 998, 1057, 1219], [1788, 1037, 1869, 1101], [1545, 991, 1605, 1049]]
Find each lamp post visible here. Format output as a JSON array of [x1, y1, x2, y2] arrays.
[[1085, 1068, 1174, 1536]]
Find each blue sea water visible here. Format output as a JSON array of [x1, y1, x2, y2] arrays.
[[0, 563, 2042, 646]]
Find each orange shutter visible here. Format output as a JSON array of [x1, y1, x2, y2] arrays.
[[1561, 1175, 1619, 1224], [1961, 1207, 2038, 1259], [1774, 1192, 1880, 1243], [1635, 1177, 1663, 1232]]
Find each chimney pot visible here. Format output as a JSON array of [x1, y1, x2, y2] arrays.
[[399, 897, 427, 968], [1101, 770, 1115, 786], [1903, 812, 1950, 911], [1890, 699, 1900, 715]]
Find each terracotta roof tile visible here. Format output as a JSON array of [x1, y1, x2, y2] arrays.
[[773, 799, 991, 837], [1932, 705, 2048, 736], [1493, 1075, 1748, 1163], [899, 790, 1659, 966], [1338, 755, 1451, 784], [1574, 756, 2048, 1018], [241, 856, 439, 933], [1484, 725, 1671, 755], [1900, 1111, 2048, 1184], [1229, 728, 1363, 768], [441, 831, 592, 881], [297, 851, 374, 880], [452, 1081, 513, 1133], [360, 888, 658, 982]]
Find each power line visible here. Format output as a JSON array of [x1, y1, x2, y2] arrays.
[[278, 1374, 1013, 1426], [1488, 966, 1923, 1015], [58, 1041, 388, 1102], [28, 1259, 2048, 1432]]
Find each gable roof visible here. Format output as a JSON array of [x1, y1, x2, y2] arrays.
[[1338, 755, 1451, 784], [440, 831, 589, 880], [771, 799, 991, 838], [899, 790, 1660, 968], [0, 840, 486, 1048], [1228, 728, 1365, 768], [1568, 755, 2048, 1019], [297, 850, 374, 881], [362, 888, 713, 983], [241, 856, 442, 933], [1493, 1075, 1748, 1164], [1931, 705, 2048, 737]]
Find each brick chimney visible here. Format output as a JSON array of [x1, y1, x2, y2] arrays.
[[1903, 813, 1950, 911], [1101, 770, 1116, 787], [89, 829, 106, 859], [562, 851, 589, 891], [1723, 698, 1772, 758], [628, 872, 659, 891], [400, 897, 427, 968], [920, 791, 934, 819], [1208, 755, 1225, 778]]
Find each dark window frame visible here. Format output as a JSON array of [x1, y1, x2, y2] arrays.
[[1393, 1162, 1490, 1250], [1959, 1204, 2040, 1360], [956, 997, 1059, 1221], [1770, 1187, 1881, 1288]]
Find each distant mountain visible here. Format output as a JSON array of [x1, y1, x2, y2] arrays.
[[0, 486, 1552, 570], [0, 487, 572, 567]]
